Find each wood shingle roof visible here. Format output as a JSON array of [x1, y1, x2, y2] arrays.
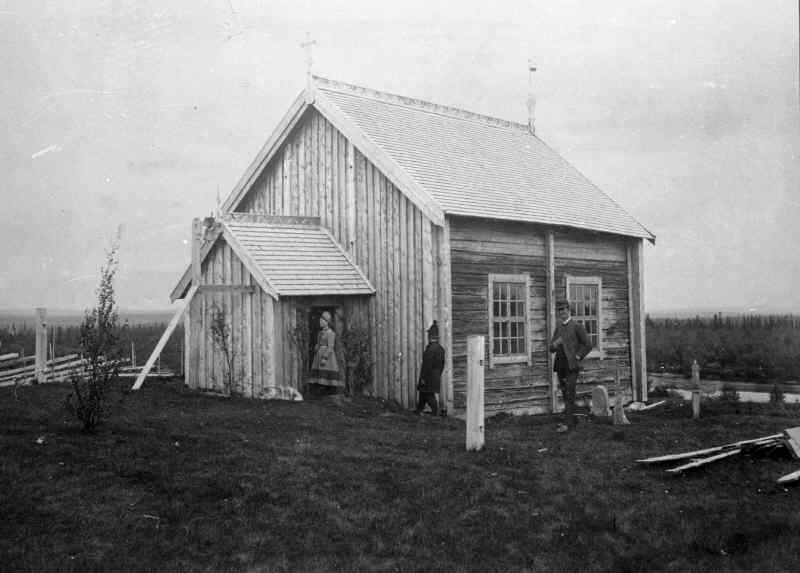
[[314, 77, 654, 241], [225, 218, 374, 297]]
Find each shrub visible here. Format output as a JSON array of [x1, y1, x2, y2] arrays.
[[209, 304, 235, 395], [65, 238, 125, 432], [340, 326, 373, 396]]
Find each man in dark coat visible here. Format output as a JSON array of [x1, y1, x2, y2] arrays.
[[550, 299, 593, 423], [416, 321, 445, 415]]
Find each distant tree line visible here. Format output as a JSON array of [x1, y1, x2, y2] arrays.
[[0, 322, 183, 374], [4, 313, 797, 384], [646, 314, 800, 382]]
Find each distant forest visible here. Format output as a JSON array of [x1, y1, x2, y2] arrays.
[[0, 320, 183, 374], [2, 313, 798, 384], [646, 314, 800, 382]]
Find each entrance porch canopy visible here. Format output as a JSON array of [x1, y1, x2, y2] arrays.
[[170, 214, 375, 301]]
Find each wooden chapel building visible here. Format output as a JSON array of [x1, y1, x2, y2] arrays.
[[170, 76, 655, 417]]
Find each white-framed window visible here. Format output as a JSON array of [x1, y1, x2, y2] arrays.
[[565, 275, 603, 356], [488, 274, 531, 367]]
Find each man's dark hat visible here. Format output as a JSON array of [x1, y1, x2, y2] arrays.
[[556, 298, 570, 310], [427, 321, 439, 337]]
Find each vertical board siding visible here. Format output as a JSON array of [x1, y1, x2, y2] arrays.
[[189, 238, 289, 397], [232, 109, 434, 408]]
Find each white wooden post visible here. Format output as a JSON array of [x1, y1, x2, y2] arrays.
[[466, 335, 485, 451], [131, 342, 136, 368], [691, 359, 701, 419], [35, 308, 47, 384]]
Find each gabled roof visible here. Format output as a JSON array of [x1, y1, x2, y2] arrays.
[[170, 215, 374, 302], [316, 78, 654, 241], [221, 76, 654, 242]]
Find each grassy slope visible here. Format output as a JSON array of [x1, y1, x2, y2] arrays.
[[1, 382, 799, 573]]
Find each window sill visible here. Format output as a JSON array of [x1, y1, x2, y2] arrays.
[[490, 354, 529, 368]]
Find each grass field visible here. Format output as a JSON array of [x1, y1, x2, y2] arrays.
[[2, 381, 799, 572]]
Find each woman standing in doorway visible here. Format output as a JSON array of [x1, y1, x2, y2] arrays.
[[310, 311, 341, 387]]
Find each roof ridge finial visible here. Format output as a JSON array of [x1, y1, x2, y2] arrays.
[[527, 61, 537, 135]]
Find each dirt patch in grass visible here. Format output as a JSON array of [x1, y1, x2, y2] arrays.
[[2, 381, 799, 572]]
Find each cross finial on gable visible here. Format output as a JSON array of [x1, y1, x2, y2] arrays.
[[527, 60, 537, 135]]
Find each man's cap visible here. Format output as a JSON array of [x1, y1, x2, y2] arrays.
[[427, 320, 439, 337], [556, 299, 570, 310]]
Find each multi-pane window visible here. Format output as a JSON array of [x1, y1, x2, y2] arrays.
[[489, 274, 530, 366], [566, 276, 602, 352]]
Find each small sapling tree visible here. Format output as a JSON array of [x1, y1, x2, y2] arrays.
[[210, 304, 236, 395], [65, 238, 125, 432]]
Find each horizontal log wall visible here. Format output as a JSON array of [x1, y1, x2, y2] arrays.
[[450, 218, 550, 414], [553, 229, 632, 395], [236, 109, 435, 408], [449, 217, 634, 416]]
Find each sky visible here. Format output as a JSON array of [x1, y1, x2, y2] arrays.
[[1, 0, 798, 314]]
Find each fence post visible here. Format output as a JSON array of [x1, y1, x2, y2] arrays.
[[131, 342, 136, 368], [35, 308, 48, 384], [466, 335, 485, 451], [691, 359, 701, 419]]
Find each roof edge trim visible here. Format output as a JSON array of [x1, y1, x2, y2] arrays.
[[317, 225, 376, 294], [220, 224, 280, 300], [313, 88, 445, 226], [221, 91, 309, 213]]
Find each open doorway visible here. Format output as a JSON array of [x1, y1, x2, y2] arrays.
[[307, 306, 343, 392]]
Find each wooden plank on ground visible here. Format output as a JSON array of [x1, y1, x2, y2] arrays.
[[777, 468, 800, 484], [132, 285, 198, 390], [666, 449, 742, 473], [637, 434, 784, 464]]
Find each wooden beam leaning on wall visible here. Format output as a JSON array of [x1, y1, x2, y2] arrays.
[[131, 285, 198, 391]]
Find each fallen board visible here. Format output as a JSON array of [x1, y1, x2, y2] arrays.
[[637, 434, 783, 464], [666, 448, 742, 473], [777, 468, 800, 484], [783, 428, 800, 460]]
